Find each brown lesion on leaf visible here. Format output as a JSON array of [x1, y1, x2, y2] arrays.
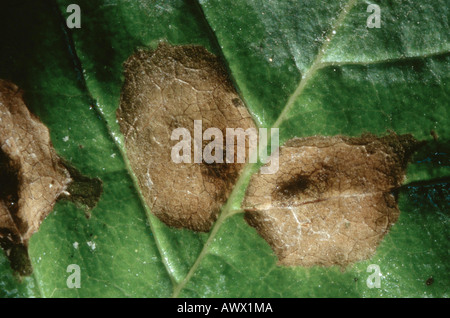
[[243, 133, 423, 267], [0, 80, 102, 275], [116, 42, 256, 232]]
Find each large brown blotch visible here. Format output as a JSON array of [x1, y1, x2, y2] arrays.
[[117, 43, 256, 232], [0, 80, 72, 274], [243, 134, 421, 267]]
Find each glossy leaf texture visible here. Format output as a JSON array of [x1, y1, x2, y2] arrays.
[[0, 0, 448, 297]]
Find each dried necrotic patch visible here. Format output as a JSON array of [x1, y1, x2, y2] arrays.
[[0, 80, 72, 274], [117, 43, 256, 232], [243, 134, 420, 267]]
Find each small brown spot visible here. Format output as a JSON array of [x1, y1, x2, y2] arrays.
[[430, 130, 438, 141], [275, 174, 311, 199], [232, 98, 242, 107], [426, 276, 434, 286], [243, 133, 422, 267]]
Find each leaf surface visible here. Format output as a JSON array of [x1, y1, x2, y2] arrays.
[[0, 0, 448, 297]]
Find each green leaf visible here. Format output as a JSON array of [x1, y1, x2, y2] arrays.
[[0, 0, 448, 297]]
